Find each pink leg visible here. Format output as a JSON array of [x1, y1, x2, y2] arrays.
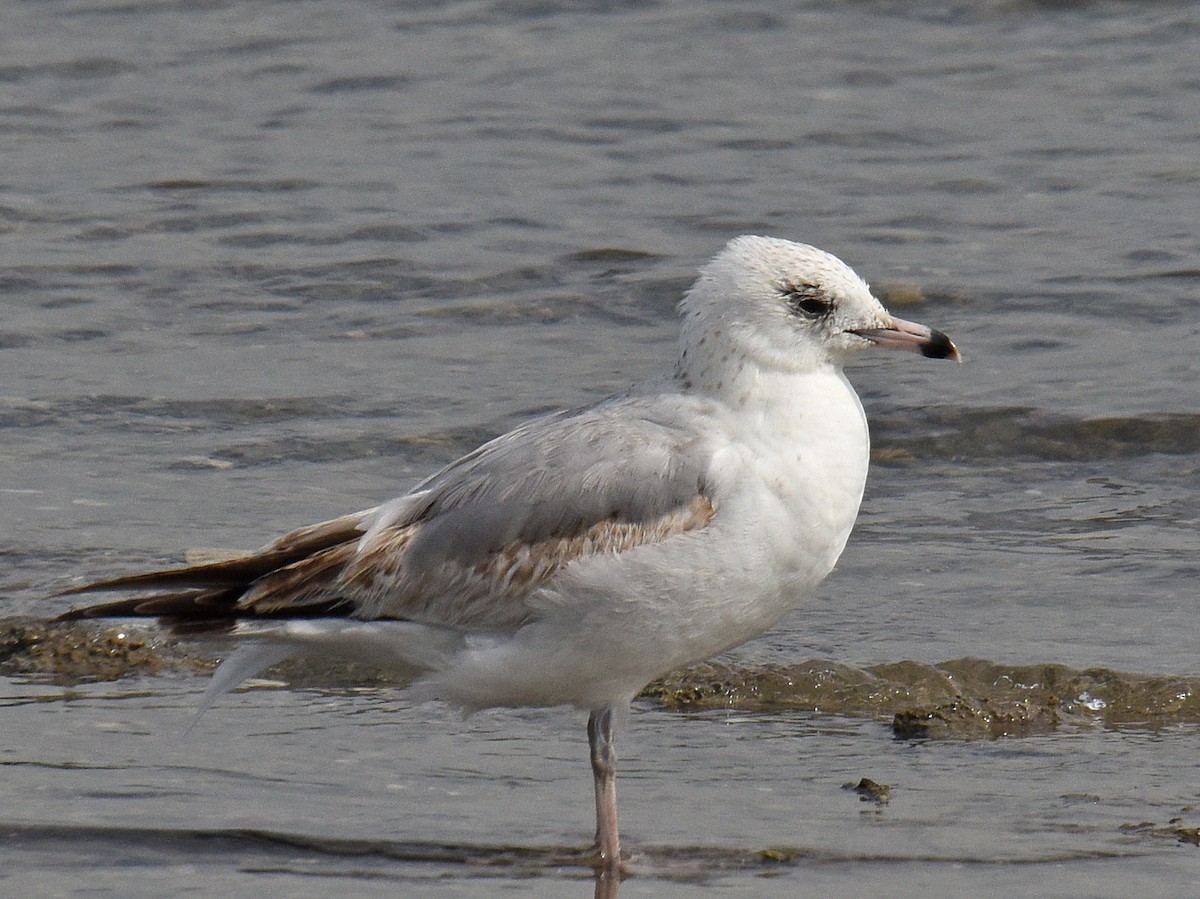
[[587, 706, 621, 872]]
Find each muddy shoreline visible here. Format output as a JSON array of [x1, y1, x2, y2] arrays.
[[6, 617, 1197, 741]]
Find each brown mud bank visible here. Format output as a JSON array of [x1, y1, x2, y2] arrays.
[[4, 618, 1198, 740], [646, 657, 1200, 738]]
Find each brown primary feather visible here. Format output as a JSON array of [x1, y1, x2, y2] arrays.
[[237, 541, 362, 614], [56, 511, 371, 597], [56, 587, 241, 621], [57, 496, 716, 628]]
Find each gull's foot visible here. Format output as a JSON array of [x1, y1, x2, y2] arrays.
[[588, 845, 629, 899], [586, 843, 632, 876]]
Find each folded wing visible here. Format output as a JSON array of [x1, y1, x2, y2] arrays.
[[60, 394, 719, 632]]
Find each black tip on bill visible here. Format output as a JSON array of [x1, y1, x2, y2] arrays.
[[920, 328, 960, 361]]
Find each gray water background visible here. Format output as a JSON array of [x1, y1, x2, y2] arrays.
[[2, 0, 1199, 895]]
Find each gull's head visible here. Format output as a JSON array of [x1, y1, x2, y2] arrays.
[[677, 235, 959, 385]]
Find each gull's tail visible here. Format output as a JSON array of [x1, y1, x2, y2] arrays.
[[55, 510, 374, 632], [184, 641, 296, 736], [180, 619, 465, 734]]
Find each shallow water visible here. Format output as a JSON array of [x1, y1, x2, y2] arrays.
[[3, 0, 1200, 895], [4, 674, 1200, 898]]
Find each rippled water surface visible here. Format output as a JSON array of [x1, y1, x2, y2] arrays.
[[3, 0, 1199, 896]]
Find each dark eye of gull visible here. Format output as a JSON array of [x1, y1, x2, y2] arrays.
[[781, 283, 834, 319]]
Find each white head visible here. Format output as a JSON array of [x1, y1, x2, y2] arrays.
[[676, 235, 957, 388]]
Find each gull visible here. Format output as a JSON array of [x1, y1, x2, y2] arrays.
[[59, 235, 959, 872]]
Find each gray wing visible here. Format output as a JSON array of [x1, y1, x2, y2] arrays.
[[337, 391, 719, 625], [60, 392, 720, 630], [394, 392, 717, 569]]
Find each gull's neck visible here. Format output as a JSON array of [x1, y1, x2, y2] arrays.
[[675, 335, 833, 411], [679, 338, 870, 533]]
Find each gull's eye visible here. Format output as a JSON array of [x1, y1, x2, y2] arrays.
[[781, 283, 833, 319]]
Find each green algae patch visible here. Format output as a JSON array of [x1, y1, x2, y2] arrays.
[[754, 846, 804, 863], [842, 777, 891, 805], [0, 618, 210, 683], [7, 616, 1200, 738], [1119, 816, 1200, 848], [642, 656, 1200, 739]]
